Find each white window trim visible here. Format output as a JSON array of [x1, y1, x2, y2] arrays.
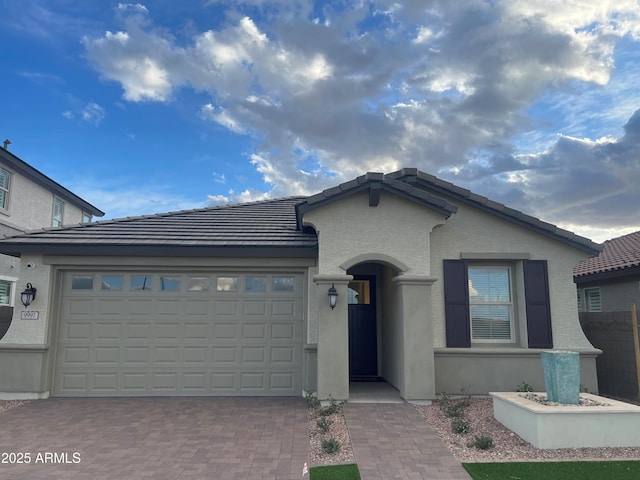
[[469, 265, 515, 343], [82, 212, 92, 223], [0, 167, 12, 213], [0, 274, 18, 307], [52, 197, 64, 227]]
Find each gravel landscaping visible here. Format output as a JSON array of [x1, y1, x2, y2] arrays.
[[307, 395, 640, 466], [0, 400, 30, 414]]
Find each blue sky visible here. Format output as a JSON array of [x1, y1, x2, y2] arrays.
[[1, 1, 639, 243]]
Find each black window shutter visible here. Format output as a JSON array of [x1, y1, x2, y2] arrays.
[[443, 259, 471, 347], [523, 260, 553, 348]]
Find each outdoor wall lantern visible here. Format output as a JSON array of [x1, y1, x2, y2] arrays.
[[20, 283, 37, 308], [328, 284, 338, 310]]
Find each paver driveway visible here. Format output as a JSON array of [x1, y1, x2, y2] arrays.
[[0, 397, 308, 480]]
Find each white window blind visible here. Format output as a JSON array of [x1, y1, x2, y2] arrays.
[[0, 280, 12, 306], [585, 288, 602, 312], [468, 266, 513, 341]]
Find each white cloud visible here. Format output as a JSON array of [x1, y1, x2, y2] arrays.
[[61, 102, 105, 125], [81, 1, 640, 238]]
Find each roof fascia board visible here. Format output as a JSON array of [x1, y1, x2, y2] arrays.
[[0, 244, 318, 258], [574, 265, 640, 285], [0, 148, 105, 217]]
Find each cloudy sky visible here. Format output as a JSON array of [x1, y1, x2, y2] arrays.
[[1, 0, 639, 242]]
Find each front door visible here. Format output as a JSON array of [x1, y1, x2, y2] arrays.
[[348, 276, 377, 378]]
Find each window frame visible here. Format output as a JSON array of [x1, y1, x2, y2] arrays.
[[0, 276, 15, 307], [0, 167, 12, 212], [82, 212, 92, 223], [468, 264, 515, 343], [584, 287, 602, 312], [52, 197, 65, 227]]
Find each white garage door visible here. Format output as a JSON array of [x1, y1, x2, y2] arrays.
[[54, 271, 304, 396]]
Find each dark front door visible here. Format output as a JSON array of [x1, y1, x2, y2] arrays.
[[348, 276, 377, 378]]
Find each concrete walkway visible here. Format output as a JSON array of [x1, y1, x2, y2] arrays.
[[343, 403, 472, 479]]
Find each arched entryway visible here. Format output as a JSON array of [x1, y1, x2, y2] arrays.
[[347, 261, 402, 398]]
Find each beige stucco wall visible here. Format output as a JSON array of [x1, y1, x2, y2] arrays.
[[0, 165, 89, 232], [303, 192, 447, 276], [430, 204, 595, 350]]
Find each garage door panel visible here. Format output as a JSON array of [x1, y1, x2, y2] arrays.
[[242, 324, 266, 339], [154, 346, 179, 363], [270, 372, 295, 390], [127, 300, 154, 316], [211, 372, 235, 390], [183, 323, 209, 340], [67, 299, 93, 316], [126, 323, 151, 339], [96, 323, 121, 340], [213, 323, 238, 339], [95, 347, 119, 364], [55, 272, 303, 396], [240, 373, 265, 390], [244, 300, 267, 316], [184, 346, 209, 364], [212, 346, 236, 364], [215, 300, 239, 316], [96, 299, 125, 316]]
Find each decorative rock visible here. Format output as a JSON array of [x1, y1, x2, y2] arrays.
[[541, 350, 580, 405]]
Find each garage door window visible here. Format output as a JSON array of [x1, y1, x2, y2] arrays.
[[188, 277, 209, 291], [273, 276, 295, 291], [131, 276, 153, 290], [217, 276, 238, 291], [245, 276, 266, 292], [160, 276, 180, 291], [72, 276, 94, 290], [101, 276, 123, 290]]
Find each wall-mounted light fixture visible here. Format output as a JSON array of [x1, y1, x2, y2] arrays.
[[20, 283, 37, 308], [328, 284, 338, 310]]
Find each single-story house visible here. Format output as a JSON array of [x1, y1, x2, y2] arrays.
[[0, 168, 602, 401]]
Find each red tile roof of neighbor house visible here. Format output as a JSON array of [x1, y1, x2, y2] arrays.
[[574, 230, 640, 277]]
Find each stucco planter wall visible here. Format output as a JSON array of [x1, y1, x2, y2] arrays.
[[491, 391, 640, 449]]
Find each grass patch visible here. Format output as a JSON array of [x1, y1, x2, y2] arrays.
[[309, 463, 361, 480], [464, 461, 640, 480]]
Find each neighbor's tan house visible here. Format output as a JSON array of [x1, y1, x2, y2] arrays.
[[0, 144, 104, 346], [0, 169, 602, 401]]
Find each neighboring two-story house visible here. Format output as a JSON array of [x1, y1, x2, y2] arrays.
[[0, 142, 104, 339]]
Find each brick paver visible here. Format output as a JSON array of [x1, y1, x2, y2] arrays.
[[0, 397, 308, 480], [344, 403, 471, 479]]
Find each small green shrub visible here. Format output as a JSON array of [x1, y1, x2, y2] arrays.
[[319, 396, 342, 416], [514, 382, 534, 392], [317, 416, 333, 433], [580, 384, 590, 394], [451, 417, 470, 435], [321, 437, 341, 454], [306, 391, 321, 410], [468, 435, 494, 450]]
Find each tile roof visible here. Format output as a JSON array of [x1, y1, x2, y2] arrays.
[[574, 230, 640, 277], [0, 168, 602, 258], [387, 168, 601, 255], [0, 197, 316, 257], [295, 171, 458, 224]]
